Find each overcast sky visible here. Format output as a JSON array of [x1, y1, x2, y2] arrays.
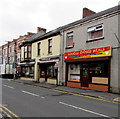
[[0, 0, 119, 46]]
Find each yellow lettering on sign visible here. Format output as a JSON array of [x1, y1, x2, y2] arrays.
[[80, 49, 91, 54], [68, 52, 79, 56]]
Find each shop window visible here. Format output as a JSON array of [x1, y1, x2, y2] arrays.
[[89, 62, 108, 84], [48, 39, 52, 54], [66, 32, 74, 47], [68, 64, 80, 82], [40, 65, 57, 79], [22, 66, 34, 78], [24, 45, 31, 59], [87, 24, 103, 41], [47, 65, 57, 78], [40, 70, 45, 78]]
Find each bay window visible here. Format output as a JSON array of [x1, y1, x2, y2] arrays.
[[24, 45, 31, 59]]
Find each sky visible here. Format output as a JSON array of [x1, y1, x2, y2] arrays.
[[0, 0, 119, 46]]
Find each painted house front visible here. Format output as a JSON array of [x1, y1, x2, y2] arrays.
[[32, 33, 61, 84], [60, 5, 120, 93], [20, 27, 62, 85]]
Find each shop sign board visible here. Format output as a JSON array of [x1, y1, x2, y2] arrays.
[[64, 46, 111, 60]]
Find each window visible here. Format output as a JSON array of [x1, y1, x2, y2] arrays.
[[22, 66, 34, 77], [68, 64, 81, 82], [24, 45, 31, 59], [0, 58, 2, 64], [66, 32, 74, 47], [38, 42, 41, 56], [87, 24, 103, 41], [48, 39, 52, 54], [47, 65, 58, 78], [17, 43, 20, 50]]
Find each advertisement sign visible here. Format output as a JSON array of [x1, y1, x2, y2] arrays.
[[64, 46, 111, 60]]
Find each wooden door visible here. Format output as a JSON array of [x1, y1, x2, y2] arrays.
[[81, 64, 89, 87]]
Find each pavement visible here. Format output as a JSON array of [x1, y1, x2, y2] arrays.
[[11, 79, 120, 103]]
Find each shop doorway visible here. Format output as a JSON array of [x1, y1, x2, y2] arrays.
[[40, 67, 47, 82], [81, 64, 89, 87]]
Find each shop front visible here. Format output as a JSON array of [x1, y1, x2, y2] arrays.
[[20, 61, 35, 81], [64, 46, 111, 92], [38, 56, 59, 85]]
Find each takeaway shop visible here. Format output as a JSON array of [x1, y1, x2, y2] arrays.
[[64, 46, 111, 92]]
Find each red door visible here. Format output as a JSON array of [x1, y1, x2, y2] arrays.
[[81, 64, 89, 87]]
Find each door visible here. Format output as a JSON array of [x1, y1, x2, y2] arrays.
[[81, 64, 89, 87], [40, 67, 47, 82]]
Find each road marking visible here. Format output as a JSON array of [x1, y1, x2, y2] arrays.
[[21, 90, 40, 97], [0, 113, 2, 119], [0, 108, 12, 118], [59, 102, 114, 118], [3, 85, 14, 89], [7, 79, 11, 81], [11, 80, 120, 104], [0, 104, 20, 119], [41, 97, 45, 99]]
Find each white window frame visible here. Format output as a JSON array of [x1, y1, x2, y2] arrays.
[[87, 24, 104, 41], [66, 31, 74, 47]]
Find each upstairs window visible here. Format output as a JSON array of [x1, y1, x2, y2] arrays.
[[87, 24, 103, 41], [24, 45, 31, 59], [38, 42, 41, 56], [66, 32, 74, 47], [48, 39, 52, 54]]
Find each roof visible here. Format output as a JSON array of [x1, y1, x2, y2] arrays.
[[21, 27, 62, 46], [62, 5, 120, 31], [21, 5, 120, 46]]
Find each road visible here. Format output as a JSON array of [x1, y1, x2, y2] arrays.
[[1, 78, 119, 118]]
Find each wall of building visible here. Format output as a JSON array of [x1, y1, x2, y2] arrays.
[[32, 35, 61, 60], [32, 35, 61, 82], [61, 12, 119, 93]]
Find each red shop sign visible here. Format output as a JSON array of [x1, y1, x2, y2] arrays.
[[64, 46, 111, 60]]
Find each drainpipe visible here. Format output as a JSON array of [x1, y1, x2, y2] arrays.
[[60, 30, 65, 86], [113, 33, 120, 93]]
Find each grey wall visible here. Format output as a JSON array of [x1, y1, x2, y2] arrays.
[[61, 13, 120, 93]]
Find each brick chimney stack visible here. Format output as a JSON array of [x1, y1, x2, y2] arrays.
[[37, 27, 46, 33], [27, 32, 35, 36], [83, 8, 96, 18]]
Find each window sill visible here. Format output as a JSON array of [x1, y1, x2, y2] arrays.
[[24, 58, 31, 60], [67, 80, 80, 82], [65, 45, 74, 49], [48, 53, 52, 55], [86, 37, 104, 43]]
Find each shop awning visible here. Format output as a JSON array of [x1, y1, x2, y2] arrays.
[[38, 59, 59, 64], [39, 55, 60, 61], [19, 62, 35, 66]]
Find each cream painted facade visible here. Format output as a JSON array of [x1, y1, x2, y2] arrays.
[[32, 35, 60, 60], [20, 34, 61, 85], [33, 35, 61, 84]]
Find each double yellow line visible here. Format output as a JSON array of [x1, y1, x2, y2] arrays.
[[0, 104, 20, 119], [11, 80, 120, 104]]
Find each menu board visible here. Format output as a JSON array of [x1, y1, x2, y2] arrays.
[[92, 77, 108, 84]]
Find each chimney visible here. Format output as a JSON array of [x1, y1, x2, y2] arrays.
[[27, 32, 35, 36], [37, 27, 46, 33], [82, 8, 96, 18]]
